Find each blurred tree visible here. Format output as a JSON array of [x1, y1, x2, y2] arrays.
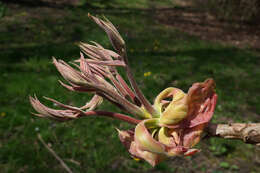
[[1, 0, 78, 6], [191, 0, 260, 24], [1, 0, 115, 7], [0, 1, 6, 18]]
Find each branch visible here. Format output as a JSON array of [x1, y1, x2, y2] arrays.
[[37, 134, 74, 173], [206, 123, 260, 145]]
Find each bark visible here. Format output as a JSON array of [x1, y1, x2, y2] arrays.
[[206, 123, 260, 145]]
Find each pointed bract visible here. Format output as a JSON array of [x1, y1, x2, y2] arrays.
[[88, 13, 125, 53], [29, 96, 80, 121], [53, 57, 89, 86]]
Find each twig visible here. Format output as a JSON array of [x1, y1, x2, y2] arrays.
[[37, 134, 74, 173], [123, 51, 156, 116], [206, 123, 260, 145], [65, 159, 81, 166], [83, 110, 141, 124]]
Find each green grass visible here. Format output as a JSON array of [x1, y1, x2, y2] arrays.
[[1, 2, 260, 173]]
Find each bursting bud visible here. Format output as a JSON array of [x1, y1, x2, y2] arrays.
[[118, 79, 217, 166]]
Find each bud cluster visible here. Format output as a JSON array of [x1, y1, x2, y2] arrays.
[[30, 14, 217, 166]]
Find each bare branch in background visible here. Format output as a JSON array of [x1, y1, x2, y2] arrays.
[[37, 134, 74, 173]]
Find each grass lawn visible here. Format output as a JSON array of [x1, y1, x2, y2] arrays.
[[0, 1, 260, 173]]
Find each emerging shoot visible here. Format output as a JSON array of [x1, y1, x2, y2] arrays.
[[30, 14, 217, 166]]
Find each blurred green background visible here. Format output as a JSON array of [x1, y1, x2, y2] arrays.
[[0, 0, 260, 172]]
